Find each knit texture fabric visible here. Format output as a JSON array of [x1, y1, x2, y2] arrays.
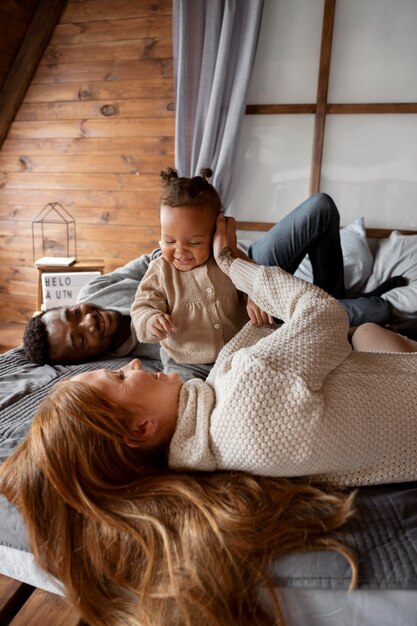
[[131, 256, 249, 364], [169, 260, 417, 487]]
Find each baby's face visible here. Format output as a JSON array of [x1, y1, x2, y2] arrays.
[[159, 204, 216, 271]]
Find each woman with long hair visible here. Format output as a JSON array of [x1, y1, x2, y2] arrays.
[[0, 386, 356, 625]]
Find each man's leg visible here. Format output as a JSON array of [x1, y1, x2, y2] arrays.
[[246, 192, 396, 327], [340, 296, 393, 327], [247, 193, 345, 298]]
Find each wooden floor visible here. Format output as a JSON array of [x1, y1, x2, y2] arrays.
[[0, 323, 25, 354], [0, 575, 86, 625]]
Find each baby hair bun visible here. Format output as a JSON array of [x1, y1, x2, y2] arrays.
[[160, 168, 179, 183], [200, 168, 213, 181], [159, 166, 221, 212]]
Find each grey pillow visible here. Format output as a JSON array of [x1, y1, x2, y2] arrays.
[[364, 231, 417, 317]]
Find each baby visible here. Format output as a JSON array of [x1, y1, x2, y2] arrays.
[[130, 168, 271, 380]]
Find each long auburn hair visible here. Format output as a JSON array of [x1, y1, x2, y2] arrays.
[[0, 379, 357, 626]]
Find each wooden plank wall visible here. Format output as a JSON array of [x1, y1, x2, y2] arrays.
[[0, 0, 175, 325]]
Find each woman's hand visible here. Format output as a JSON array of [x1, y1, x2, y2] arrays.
[[213, 214, 251, 275]]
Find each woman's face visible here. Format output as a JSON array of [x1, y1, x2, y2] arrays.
[[72, 359, 182, 448]]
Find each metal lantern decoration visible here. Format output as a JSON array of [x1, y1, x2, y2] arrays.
[[32, 203, 77, 265]]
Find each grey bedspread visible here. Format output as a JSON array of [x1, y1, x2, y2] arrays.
[[1, 347, 417, 592], [272, 482, 417, 590]]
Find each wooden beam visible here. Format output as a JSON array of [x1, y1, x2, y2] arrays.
[[246, 103, 417, 116], [365, 227, 417, 238], [0, 0, 67, 148], [237, 223, 417, 238], [245, 104, 316, 115], [309, 0, 336, 195], [236, 221, 273, 231], [328, 103, 417, 114]]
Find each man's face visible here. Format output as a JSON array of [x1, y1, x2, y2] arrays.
[[43, 304, 121, 363]]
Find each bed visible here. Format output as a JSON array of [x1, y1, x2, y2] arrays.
[[1, 223, 417, 625]]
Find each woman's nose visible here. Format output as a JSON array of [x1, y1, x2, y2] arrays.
[[125, 359, 142, 371]]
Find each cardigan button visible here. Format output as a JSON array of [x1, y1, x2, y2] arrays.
[[214, 323, 220, 329], [207, 287, 213, 293]]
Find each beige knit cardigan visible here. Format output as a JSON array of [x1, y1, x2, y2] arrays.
[[130, 256, 248, 364]]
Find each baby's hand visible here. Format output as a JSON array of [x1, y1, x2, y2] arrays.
[[246, 299, 274, 327], [148, 313, 177, 339]]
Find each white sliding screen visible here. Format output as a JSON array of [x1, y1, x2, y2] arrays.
[[230, 0, 417, 231]]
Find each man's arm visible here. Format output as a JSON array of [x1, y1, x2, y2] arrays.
[[77, 250, 161, 315]]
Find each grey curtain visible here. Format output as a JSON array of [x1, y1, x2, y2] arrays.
[[173, 0, 263, 205]]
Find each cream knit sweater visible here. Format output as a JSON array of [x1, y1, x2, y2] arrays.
[[169, 259, 417, 487]]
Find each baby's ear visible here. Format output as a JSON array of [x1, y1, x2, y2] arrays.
[[123, 418, 157, 448]]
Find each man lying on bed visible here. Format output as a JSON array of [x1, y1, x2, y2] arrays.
[[23, 193, 402, 367]]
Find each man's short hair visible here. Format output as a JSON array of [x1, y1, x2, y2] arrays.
[[23, 312, 49, 365]]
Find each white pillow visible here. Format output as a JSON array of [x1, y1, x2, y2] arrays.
[[294, 217, 374, 294], [364, 231, 417, 317]]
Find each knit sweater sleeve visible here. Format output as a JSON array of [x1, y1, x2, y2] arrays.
[[228, 259, 351, 390], [130, 259, 168, 344]]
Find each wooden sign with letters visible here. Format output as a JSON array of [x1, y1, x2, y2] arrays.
[[41, 271, 101, 310]]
